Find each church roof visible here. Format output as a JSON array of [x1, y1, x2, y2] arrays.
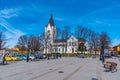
[[54, 39, 67, 43], [48, 14, 55, 26], [54, 37, 86, 43]]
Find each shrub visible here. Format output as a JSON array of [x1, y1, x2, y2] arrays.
[[61, 53, 77, 57]]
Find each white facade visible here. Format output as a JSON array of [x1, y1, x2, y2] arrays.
[[67, 36, 78, 53], [44, 15, 88, 54]]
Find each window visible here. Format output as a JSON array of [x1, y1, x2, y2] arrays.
[[59, 48, 61, 52], [47, 30, 50, 39], [67, 42, 69, 46], [72, 38, 74, 40], [72, 42, 74, 46], [69, 42, 71, 46], [55, 48, 57, 52], [62, 48, 64, 52]]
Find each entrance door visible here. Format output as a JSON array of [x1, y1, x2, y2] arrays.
[[72, 48, 74, 53]]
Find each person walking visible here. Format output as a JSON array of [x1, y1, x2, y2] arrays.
[[2, 54, 7, 65], [102, 57, 105, 64]]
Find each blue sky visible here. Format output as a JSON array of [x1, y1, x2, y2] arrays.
[[0, 0, 120, 47]]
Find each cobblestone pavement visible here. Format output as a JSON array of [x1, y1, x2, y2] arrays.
[[0, 57, 120, 80]]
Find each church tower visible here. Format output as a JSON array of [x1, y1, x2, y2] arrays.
[[44, 14, 56, 54], [45, 14, 56, 43]]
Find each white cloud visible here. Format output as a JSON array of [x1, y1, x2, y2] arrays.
[[0, 19, 25, 36], [0, 8, 21, 19], [0, 18, 25, 47]]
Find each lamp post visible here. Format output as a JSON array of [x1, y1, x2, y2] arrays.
[[27, 41, 30, 62]]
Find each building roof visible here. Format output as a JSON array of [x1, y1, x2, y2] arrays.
[[54, 38, 86, 43], [54, 39, 67, 43], [48, 14, 55, 26], [108, 47, 114, 51]]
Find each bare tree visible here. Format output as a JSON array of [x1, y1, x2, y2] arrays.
[[17, 34, 44, 54], [18, 35, 28, 47], [92, 33, 100, 54], [17, 35, 28, 54], [75, 26, 89, 54], [88, 31, 100, 54], [61, 26, 71, 53], [53, 27, 61, 53], [61, 29, 66, 53], [0, 31, 6, 49], [75, 26, 89, 40], [99, 32, 111, 61], [29, 34, 44, 54]]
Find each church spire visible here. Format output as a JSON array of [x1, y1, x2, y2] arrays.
[[49, 14, 55, 26]]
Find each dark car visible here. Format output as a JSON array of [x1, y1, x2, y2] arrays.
[[78, 54, 87, 58], [34, 53, 46, 59], [115, 55, 120, 58], [104, 53, 111, 58]]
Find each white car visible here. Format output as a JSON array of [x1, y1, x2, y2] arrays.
[[29, 55, 35, 60]]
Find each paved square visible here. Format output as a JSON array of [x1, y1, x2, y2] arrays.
[[0, 57, 120, 80]]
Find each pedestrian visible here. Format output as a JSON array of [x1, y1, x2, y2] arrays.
[[102, 57, 105, 64], [47, 54, 50, 60], [2, 54, 7, 65]]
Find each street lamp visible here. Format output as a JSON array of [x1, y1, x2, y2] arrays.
[[27, 41, 30, 62]]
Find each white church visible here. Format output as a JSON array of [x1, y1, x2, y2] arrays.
[[44, 15, 88, 54]]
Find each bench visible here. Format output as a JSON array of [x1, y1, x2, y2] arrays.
[[104, 61, 117, 73]]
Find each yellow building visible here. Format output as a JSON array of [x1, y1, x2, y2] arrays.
[[114, 45, 120, 54], [12, 46, 28, 54], [117, 45, 120, 54], [12, 47, 19, 51]]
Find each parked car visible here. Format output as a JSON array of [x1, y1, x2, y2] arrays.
[[104, 53, 111, 58], [5, 55, 18, 61], [22, 55, 27, 60], [29, 55, 35, 60], [78, 54, 87, 58], [115, 55, 120, 58], [15, 55, 27, 60], [34, 53, 46, 59]]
